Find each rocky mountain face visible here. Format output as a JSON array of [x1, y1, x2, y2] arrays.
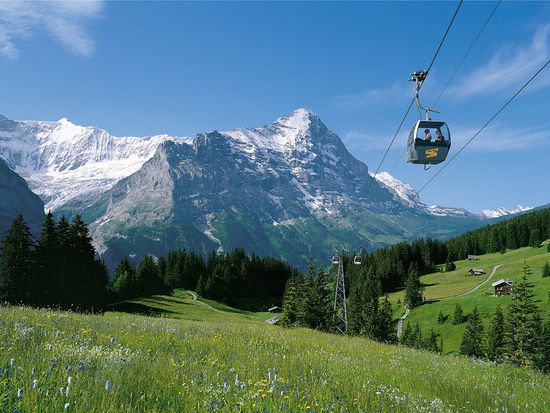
[[0, 158, 44, 236], [0, 109, 526, 270]]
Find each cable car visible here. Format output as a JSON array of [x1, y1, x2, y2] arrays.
[[406, 120, 451, 165], [407, 70, 451, 168], [332, 256, 339, 265], [353, 255, 362, 265]]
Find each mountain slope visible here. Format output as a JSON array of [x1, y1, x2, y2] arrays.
[[76, 109, 486, 269], [0, 114, 190, 211], [0, 158, 44, 236]]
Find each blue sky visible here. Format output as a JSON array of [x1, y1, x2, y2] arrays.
[[0, 1, 549, 213]]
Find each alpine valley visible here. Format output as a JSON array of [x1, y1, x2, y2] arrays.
[[0, 109, 532, 270]]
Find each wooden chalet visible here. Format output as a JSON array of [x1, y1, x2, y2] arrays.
[[468, 268, 486, 276], [467, 255, 479, 261], [268, 306, 282, 313], [492, 279, 513, 296]]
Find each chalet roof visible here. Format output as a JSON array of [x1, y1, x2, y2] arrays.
[[469, 268, 485, 272], [268, 306, 282, 312], [492, 279, 513, 287]]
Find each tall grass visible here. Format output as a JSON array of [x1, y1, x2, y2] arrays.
[[0, 300, 548, 412]]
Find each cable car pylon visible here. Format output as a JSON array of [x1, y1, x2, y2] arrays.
[[332, 250, 348, 334]]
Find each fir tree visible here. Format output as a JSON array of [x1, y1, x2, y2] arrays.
[[542, 261, 550, 278], [404, 263, 423, 309], [281, 276, 301, 326], [533, 320, 550, 374], [444, 256, 456, 272], [424, 329, 442, 353], [0, 215, 34, 304], [529, 228, 541, 248], [504, 274, 542, 367], [376, 295, 397, 344], [111, 257, 137, 301], [460, 307, 484, 358], [484, 305, 505, 362], [305, 267, 332, 331], [136, 255, 163, 297], [437, 310, 445, 324], [452, 302, 464, 325], [35, 212, 57, 305]]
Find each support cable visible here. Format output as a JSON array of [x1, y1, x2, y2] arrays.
[[372, 0, 463, 179], [417, 60, 550, 194]]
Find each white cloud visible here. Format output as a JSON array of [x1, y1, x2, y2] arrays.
[[451, 123, 550, 152], [449, 24, 550, 99], [333, 82, 411, 109], [0, 0, 104, 59]]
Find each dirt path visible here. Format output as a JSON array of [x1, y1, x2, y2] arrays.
[[397, 305, 410, 338], [185, 290, 227, 314], [431, 264, 502, 300]]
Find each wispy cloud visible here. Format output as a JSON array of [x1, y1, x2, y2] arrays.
[[333, 82, 411, 109], [451, 123, 550, 152], [449, 24, 550, 99], [0, 0, 104, 59]]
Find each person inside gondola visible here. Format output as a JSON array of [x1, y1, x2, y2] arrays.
[[436, 129, 445, 142], [424, 128, 432, 141]]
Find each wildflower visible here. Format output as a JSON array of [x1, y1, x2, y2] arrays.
[[31, 367, 35, 375], [68, 376, 72, 384], [105, 380, 111, 391], [64, 402, 70, 409], [60, 386, 65, 395], [10, 358, 14, 366], [32, 379, 38, 389], [55, 330, 60, 338], [66, 386, 70, 397], [110, 337, 116, 343], [17, 388, 22, 398]]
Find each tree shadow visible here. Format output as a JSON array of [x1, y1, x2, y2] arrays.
[[108, 301, 178, 317]]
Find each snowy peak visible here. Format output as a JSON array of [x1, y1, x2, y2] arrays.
[[371, 171, 422, 209], [480, 205, 533, 219], [274, 108, 316, 131]]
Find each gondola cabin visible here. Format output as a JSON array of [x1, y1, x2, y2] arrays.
[[406, 120, 451, 165]]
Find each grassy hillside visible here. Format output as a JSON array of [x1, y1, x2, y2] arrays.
[[1, 290, 549, 412], [389, 242, 550, 354]]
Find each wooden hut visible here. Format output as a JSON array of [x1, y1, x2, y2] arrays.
[[467, 255, 479, 261], [468, 268, 486, 276], [492, 279, 513, 296]]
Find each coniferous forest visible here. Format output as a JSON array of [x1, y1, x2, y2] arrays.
[[1, 207, 550, 374]]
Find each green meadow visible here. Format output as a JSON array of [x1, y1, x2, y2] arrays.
[[389, 242, 550, 354], [1, 286, 550, 412]]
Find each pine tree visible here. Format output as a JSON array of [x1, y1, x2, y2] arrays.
[[111, 257, 137, 301], [504, 274, 542, 367], [529, 228, 541, 248], [542, 261, 550, 278], [35, 212, 57, 305], [400, 321, 413, 346], [424, 329, 442, 353], [444, 256, 456, 272], [460, 307, 485, 358], [437, 310, 445, 324], [484, 305, 505, 362], [404, 263, 423, 309], [281, 276, 301, 326], [452, 302, 464, 325], [136, 255, 163, 297], [376, 295, 397, 344], [533, 320, 550, 374], [305, 267, 332, 331], [0, 215, 34, 304]]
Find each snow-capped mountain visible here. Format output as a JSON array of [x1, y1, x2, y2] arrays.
[[0, 109, 493, 269], [0, 158, 44, 236], [0, 114, 190, 210], [372, 171, 480, 218], [480, 205, 533, 219]]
